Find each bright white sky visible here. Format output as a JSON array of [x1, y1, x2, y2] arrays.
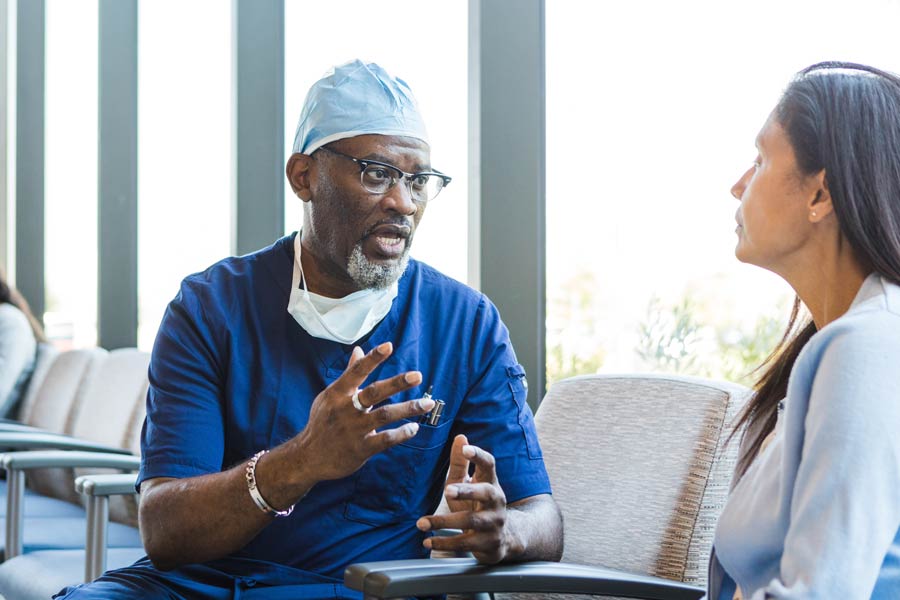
[[32, 0, 900, 361], [545, 0, 900, 370]]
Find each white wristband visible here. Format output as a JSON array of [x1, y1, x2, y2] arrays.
[[245, 450, 294, 517]]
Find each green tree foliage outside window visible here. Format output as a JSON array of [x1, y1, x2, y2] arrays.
[[636, 293, 787, 385]]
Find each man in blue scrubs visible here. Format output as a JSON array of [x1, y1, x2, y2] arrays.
[[57, 60, 562, 599]]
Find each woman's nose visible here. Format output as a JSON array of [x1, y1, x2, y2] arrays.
[[731, 168, 751, 201]]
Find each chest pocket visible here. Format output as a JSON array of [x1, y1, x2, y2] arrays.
[[344, 415, 453, 526]]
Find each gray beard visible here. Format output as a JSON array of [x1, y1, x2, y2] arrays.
[[346, 242, 410, 290]]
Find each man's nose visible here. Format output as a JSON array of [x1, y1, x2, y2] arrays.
[[381, 178, 419, 215]]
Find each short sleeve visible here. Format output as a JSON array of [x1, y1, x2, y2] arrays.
[[137, 278, 228, 489], [451, 295, 551, 503]]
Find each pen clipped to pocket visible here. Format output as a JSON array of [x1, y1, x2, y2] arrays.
[[419, 385, 445, 426]]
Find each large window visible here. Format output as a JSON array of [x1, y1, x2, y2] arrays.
[[283, 0, 468, 284], [545, 0, 900, 385], [44, 0, 98, 349], [137, 0, 232, 350]]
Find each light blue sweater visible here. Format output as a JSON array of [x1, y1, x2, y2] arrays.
[[708, 273, 900, 599], [0, 303, 37, 417]]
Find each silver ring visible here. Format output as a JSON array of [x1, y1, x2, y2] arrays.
[[351, 390, 369, 413]]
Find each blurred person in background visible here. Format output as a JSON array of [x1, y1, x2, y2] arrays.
[[0, 270, 46, 418]]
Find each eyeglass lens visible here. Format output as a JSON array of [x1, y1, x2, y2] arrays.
[[360, 165, 445, 202]]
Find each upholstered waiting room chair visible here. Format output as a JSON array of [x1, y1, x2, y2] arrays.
[[345, 373, 750, 599], [0, 349, 149, 566]]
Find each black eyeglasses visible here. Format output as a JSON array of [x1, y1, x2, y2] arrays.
[[316, 146, 452, 203]]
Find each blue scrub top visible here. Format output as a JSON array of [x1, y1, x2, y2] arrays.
[[138, 233, 551, 582]]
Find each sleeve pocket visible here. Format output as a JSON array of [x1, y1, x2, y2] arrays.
[[507, 365, 542, 460]]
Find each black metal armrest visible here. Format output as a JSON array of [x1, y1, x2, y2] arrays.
[[1, 450, 141, 560], [345, 558, 705, 600], [0, 431, 132, 454]]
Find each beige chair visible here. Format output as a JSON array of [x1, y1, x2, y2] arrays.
[[345, 373, 750, 599], [25, 349, 148, 509], [0, 348, 149, 570]]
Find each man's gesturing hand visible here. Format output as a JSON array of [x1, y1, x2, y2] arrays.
[[416, 434, 520, 564], [294, 342, 434, 482]]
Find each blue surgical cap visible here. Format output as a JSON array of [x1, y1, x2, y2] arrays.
[[292, 60, 429, 155]]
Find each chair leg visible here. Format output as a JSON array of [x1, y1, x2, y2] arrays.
[[85, 495, 109, 581]]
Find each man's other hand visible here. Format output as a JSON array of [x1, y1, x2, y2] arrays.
[[416, 434, 520, 564]]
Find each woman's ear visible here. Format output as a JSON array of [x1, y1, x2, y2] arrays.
[[286, 153, 314, 201], [808, 169, 833, 222]]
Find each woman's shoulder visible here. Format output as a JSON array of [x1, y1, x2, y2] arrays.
[[813, 276, 900, 351], [0, 303, 33, 335], [0, 303, 36, 368]]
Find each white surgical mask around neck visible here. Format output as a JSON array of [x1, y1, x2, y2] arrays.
[[287, 235, 398, 344]]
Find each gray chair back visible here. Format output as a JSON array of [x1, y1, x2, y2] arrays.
[[519, 373, 748, 599], [13, 342, 59, 423], [17, 348, 107, 434], [71, 349, 149, 524]]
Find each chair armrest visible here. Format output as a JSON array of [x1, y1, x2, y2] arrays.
[[74, 473, 142, 582], [1, 451, 141, 561], [0, 431, 132, 454], [0, 422, 50, 433], [344, 558, 705, 600], [76, 472, 140, 497], [0, 449, 140, 470]]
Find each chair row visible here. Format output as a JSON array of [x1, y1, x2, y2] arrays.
[[0, 344, 151, 600]]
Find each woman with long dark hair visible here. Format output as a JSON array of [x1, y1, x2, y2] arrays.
[[0, 270, 45, 417], [708, 62, 900, 599]]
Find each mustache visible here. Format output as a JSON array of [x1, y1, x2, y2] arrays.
[[362, 217, 414, 238]]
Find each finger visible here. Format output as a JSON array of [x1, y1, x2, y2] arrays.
[[416, 510, 504, 533], [369, 396, 434, 427], [445, 434, 470, 485], [443, 482, 506, 507], [424, 530, 503, 556], [333, 342, 393, 395], [346, 345, 365, 368], [358, 371, 424, 409], [462, 444, 499, 485], [363, 421, 421, 455]]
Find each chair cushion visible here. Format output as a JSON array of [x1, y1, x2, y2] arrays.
[[0, 516, 141, 556], [0, 547, 146, 600], [0, 481, 85, 517]]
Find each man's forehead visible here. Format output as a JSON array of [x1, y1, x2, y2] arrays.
[[335, 134, 431, 166]]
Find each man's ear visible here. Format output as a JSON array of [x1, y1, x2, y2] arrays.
[[286, 153, 314, 201], [808, 169, 833, 223]]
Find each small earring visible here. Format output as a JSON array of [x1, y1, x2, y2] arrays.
[[811, 211, 817, 218]]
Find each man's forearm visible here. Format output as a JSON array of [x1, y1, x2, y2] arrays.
[[501, 494, 565, 563], [139, 439, 316, 570]]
